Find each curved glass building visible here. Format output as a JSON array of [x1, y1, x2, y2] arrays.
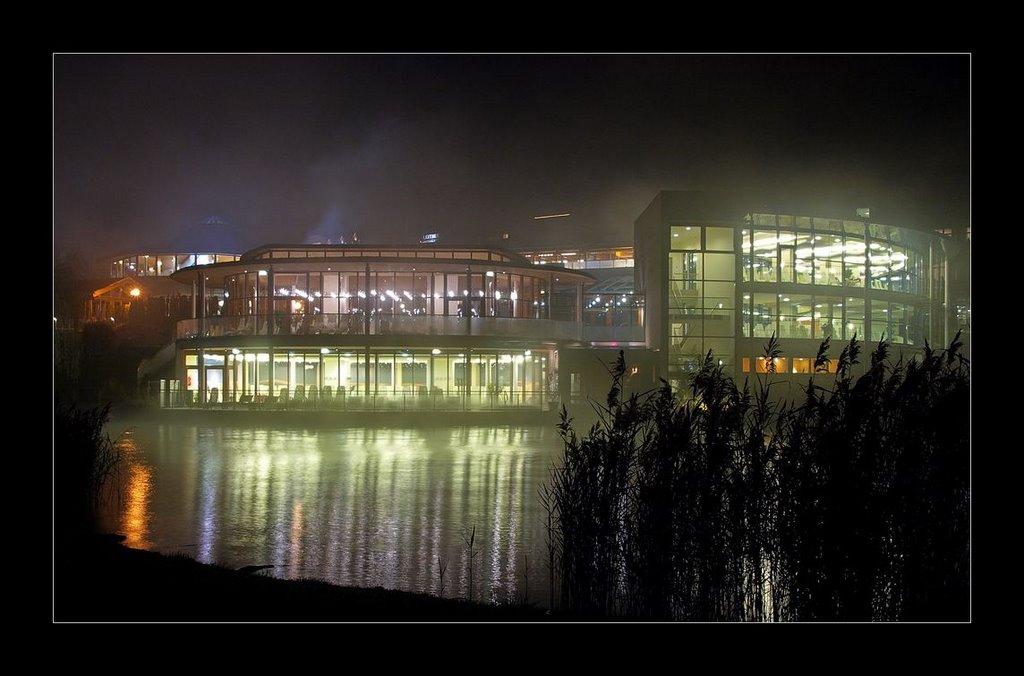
[[167, 243, 595, 409], [139, 191, 950, 409], [109, 252, 240, 278], [636, 191, 947, 392]]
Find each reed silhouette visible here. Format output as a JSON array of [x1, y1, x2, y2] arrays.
[[54, 401, 124, 546], [543, 334, 969, 621]]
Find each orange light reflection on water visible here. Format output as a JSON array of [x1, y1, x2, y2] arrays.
[[119, 435, 153, 549]]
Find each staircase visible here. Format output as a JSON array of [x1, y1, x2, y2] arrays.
[[138, 341, 176, 382]]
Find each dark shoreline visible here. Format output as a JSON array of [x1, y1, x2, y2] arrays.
[[54, 537, 551, 622]]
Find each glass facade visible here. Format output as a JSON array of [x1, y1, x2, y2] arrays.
[[667, 211, 941, 390], [520, 246, 634, 269], [739, 216, 931, 296], [181, 347, 550, 409], [168, 245, 594, 410], [159, 204, 946, 408], [221, 267, 555, 327], [110, 253, 239, 278], [667, 225, 736, 383]]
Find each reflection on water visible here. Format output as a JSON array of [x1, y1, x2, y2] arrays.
[[121, 440, 153, 549], [103, 423, 560, 604]]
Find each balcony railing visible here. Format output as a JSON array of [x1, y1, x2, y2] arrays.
[[177, 314, 583, 341], [151, 386, 556, 412], [582, 325, 646, 342]]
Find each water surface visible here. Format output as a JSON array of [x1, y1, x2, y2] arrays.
[[101, 421, 562, 605]]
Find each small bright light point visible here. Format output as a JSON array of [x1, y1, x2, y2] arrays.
[[432, 348, 441, 355], [130, 288, 141, 297], [321, 348, 330, 354]]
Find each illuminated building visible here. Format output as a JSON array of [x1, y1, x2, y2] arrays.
[[636, 191, 949, 394], [132, 192, 953, 408], [164, 243, 613, 408], [88, 252, 240, 326], [109, 252, 240, 278]]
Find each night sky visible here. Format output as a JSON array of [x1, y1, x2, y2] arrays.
[[54, 54, 970, 259]]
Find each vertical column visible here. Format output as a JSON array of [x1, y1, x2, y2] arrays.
[[198, 271, 206, 332], [465, 266, 472, 335], [266, 267, 275, 336], [198, 348, 206, 404], [465, 347, 472, 410], [942, 242, 950, 346], [196, 270, 206, 404], [364, 346, 371, 397], [545, 274, 551, 320], [575, 281, 583, 340], [364, 264, 371, 336]]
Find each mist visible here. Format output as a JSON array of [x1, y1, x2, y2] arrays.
[[54, 54, 969, 258]]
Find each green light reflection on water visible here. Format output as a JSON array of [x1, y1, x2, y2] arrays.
[[114, 423, 560, 604]]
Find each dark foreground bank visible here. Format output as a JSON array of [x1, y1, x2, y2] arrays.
[[55, 537, 550, 622]]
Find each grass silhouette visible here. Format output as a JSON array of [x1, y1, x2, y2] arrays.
[[543, 334, 969, 621]]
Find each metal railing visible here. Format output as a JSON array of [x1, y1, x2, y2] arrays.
[[582, 325, 645, 342], [177, 314, 583, 341], [153, 386, 556, 412]]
